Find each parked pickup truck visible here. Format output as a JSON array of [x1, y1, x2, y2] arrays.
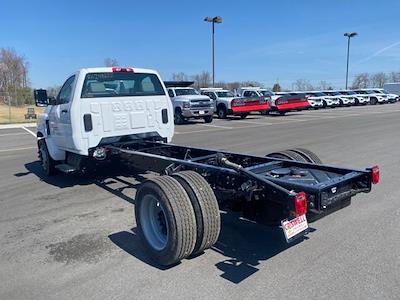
[[33, 66, 379, 267], [200, 88, 270, 119], [240, 87, 310, 115], [164, 81, 214, 124]]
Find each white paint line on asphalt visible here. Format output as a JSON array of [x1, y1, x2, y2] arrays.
[[175, 128, 224, 135], [199, 123, 233, 129], [21, 126, 36, 137], [0, 132, 29, 137], [233, 120, 274, 125], [0, 146, 36, 153]]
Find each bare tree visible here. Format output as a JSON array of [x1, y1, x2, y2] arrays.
[[47, 85, 61, 97], [191, 71, 211, 89], [387, 71, 400, 83], [351, 73, 370, 89], [272, 83, 281, 92], [104, 57, 119, 67], [317, 80, 333, 90], [293, 79, 314, 91], [370, 72, 387, 88], [171, 72, 189, 81], [0, 48, 29, 92]]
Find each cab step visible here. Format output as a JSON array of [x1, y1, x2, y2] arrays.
[[55, 164, 78, 173]]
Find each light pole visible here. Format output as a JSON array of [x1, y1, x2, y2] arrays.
[[204, 16, 222, 87], [344, 32, 357, 89]]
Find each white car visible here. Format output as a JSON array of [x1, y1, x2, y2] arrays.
[[323, 91, 355, 106], [371, 89, 398, 103], [305, 91, 340, 108], [338, 90, 369, 105], [353, 89, 388, 105]]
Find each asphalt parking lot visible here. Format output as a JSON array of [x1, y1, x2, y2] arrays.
[[1, 104, 399, 299]]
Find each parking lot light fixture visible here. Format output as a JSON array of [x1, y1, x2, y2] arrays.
[[204, 16, 223, 87], [344, 32, 358, 89]]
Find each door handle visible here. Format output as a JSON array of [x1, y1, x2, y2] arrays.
[[61, 109, 68, 113]]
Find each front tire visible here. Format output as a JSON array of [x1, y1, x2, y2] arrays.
[[217, 105, 227, 119], [204, 115, 213, 123], [135, 176, 197, 266], [174, 109, 185, 124], [38, 139, 56, 176]]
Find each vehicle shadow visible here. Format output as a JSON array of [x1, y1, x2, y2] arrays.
[[108, 228, 172, 270], [211, 212, 313, 284], [18, 160, 146, 205], [109, 211, 315, 283]]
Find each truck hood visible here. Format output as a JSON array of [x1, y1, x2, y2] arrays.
[[173, 95, 211, 102]]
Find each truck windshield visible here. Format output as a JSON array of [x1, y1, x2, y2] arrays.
[[174, 88, 199, 96], [81, 72, 165, 98], [259, 90, 273, 96], [216, 91, 234, 97]]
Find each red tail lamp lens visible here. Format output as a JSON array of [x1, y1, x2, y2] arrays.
[[372, 165, 380, 184], [294, 192, 307, 216]]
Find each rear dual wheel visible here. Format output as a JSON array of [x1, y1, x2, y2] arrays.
[[266, 148, 322, 164], [135, 172, 220, 266]]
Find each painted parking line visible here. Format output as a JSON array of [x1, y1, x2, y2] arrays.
[[0, 146, 36, 153], [199, 123, 233, 129], [0, 132, 29, 137], [21, 126, 36, 137]]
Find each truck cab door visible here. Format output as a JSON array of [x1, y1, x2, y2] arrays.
[[48, 75, 76, 150]]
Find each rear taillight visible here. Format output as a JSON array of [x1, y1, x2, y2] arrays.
[[112, 67, 134, 73], [371, 165, 380, 184], [293, 192, 307, 216]]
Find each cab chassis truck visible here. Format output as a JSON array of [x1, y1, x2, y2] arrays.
[[34, 67, 379, 266]]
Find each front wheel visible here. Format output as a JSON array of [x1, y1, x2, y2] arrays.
[[174, 109, 185, 124], [204, 115, 213, 123], [217, 106, 227, 119], [38, 139, 56, 176]]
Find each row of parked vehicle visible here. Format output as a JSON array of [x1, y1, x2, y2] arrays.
[[165, 81, 399, 124]]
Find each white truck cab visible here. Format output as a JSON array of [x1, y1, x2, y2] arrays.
[[164, 82, 214, 124], [34, 67, 174, 174]]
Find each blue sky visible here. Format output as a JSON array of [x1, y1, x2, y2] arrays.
[[1, 0, 399, 89]]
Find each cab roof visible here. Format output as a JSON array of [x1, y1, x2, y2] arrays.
[[80, 67, 159, 75]]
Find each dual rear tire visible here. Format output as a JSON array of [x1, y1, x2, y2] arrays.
[[135, 171, 220, 266], [266, 148, 322, 164]]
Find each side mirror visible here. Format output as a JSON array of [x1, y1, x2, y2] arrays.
[[34, 89, 49, 106]]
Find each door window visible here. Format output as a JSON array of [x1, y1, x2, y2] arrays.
[[57, 76, 76, 104]]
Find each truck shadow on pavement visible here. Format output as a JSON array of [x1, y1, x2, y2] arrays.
[[211, 212, 313, 284], [108, 212, 315, 284], [20, 161, 146, 204]]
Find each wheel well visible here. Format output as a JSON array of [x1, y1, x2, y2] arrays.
[[217, 103, 226, 110]]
